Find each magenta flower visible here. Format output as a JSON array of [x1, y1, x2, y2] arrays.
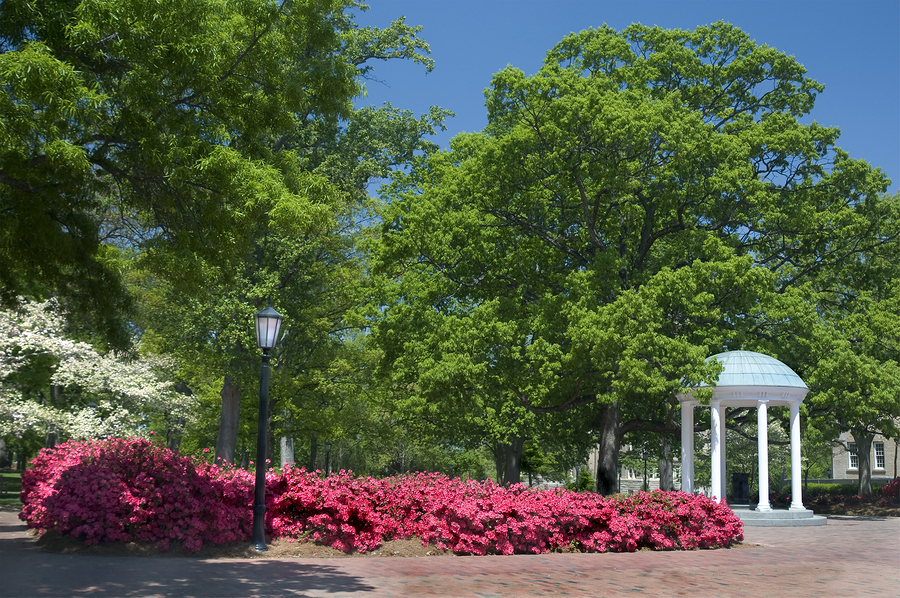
[[20, 438, 743, 555]]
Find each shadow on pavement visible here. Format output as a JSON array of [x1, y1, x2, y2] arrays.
[[0, 533, 377, 597], [824, 514, 890, 522]]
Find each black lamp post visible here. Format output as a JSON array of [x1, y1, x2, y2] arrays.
[[252, 306, 283, 552], [642, 450, 649, 491]]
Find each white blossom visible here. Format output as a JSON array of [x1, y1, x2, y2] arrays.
[[0, 298, 197, 440]]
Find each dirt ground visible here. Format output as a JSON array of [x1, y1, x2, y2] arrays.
[[29, 528, 767, 559], [31, 529, 453, 559], [804, 501, 899, 518]]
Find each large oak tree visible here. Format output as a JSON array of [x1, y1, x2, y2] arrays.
[[372, 23, 898, 490]]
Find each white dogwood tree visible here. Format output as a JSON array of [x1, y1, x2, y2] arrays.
[[0, 298, 194, 455]]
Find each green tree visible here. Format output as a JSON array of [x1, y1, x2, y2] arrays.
[[372, 22, 897, 492], [136, 105, 450, 464], [134, 103, 449, 467], [805, 242, 900, 496], [2, 0, 448, 463], [1, 0, 435, 348]]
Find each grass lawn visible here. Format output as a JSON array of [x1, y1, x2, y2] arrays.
[[0, 470, 22, 510]]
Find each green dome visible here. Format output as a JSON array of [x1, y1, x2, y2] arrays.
[[701, 351, 807, 389]]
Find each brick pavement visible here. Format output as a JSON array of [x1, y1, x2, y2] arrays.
[[1, 511, 897, 597]]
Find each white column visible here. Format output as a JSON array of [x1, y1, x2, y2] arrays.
[[710, 400, 722, 502], [720, 404, 727, 502], [757, 399, 772, 511], [789, 402, 804, 510], [681, 402, 694, 493]]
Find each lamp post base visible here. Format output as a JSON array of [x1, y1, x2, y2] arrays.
[[252, 503, 267, 552]]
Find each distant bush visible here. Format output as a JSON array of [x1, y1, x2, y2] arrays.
[[761, 479, 899, 509], [564, 468, 594, 492], [21, 438, 743, 554], [804, 483, 861, 496]]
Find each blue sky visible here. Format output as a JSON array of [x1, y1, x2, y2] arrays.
[[353, 0, 899, 193]]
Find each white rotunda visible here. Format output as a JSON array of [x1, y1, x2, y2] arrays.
[[678, 350, 809, 511]]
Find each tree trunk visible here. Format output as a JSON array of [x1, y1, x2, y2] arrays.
[[44, 385, 62, 447], [166, 415, 184, 451], [308, 433, 318, 471], [852, 430, 875, 497], [503, 436, 525, 486], [166, 427, 181, 451], [214, 375, 240, 463], [594, 402, 621, 495], [0, 438, 8, 468], [750, 460, 756, 498], [280, 436, 294, 468], [492, 438, 525, 485], [166, 383, 191, 451], [658, 435, 674, 491], [492, 442, 505, 483]]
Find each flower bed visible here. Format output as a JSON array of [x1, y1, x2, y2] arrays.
[[19, 438, 253, 551], [881, 477, 900, 503], [763, 478, 900, 511], [21, 438, 743, 554]]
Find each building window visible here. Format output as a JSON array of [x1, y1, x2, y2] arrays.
[[875, 442, 885, 470], [848, 443, 858, 469]]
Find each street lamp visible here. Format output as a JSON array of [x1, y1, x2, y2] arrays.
[[642, 450, 649, 492], [252, 306, 283, 552]]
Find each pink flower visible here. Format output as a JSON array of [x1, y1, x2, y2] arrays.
[[19, 439, 743, 556], [203, 448, 210, 453]]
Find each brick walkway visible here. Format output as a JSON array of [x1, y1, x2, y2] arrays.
[[1, 511, 897, 597]]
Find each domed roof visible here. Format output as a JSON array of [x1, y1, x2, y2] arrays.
[[701, 350, 807, 389]]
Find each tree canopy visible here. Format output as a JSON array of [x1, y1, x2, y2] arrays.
[[372, 22, 899, 490], [3, 12, 898, 490], [1, 0, 455, 468], [0, 0, 433, 347], [805, 239, 900, 495]]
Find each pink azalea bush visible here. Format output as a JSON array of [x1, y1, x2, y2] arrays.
[[21, 438, 743, 554], [266, 471, 742, 555], [878, 477, 899, 507], [20, 438, 254, 551]]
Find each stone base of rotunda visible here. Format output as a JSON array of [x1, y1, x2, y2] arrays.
[[729, 505, 827, 527]]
